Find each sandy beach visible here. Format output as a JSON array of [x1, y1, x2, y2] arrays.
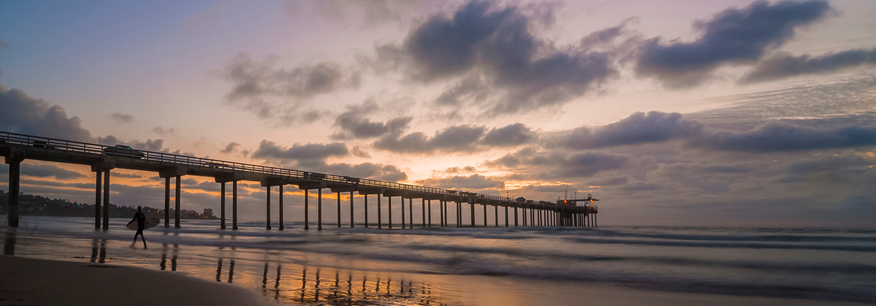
[[0, 255, 273, 306]]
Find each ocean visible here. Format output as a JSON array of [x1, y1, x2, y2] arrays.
[[1, 216, 873, 305]]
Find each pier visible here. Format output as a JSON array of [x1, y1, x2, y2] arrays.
[[1, 131, 598, 230]]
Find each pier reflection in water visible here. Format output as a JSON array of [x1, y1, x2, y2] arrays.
[[210, 258, 449, 305]]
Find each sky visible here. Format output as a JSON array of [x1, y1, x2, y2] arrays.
[[0, 0, 874, 227]]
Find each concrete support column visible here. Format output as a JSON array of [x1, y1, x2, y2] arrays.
[[232, 181, 238, 230], [304, 190, 309, 230], [364, 194, 369, 228], [420, 198, 425, 228], [164, 177, 170, 228], [279, 185, 284, 230], [95, 172, 102, 229], [266, 186, 271, 230], [377, 194, 382, 229], [174, 175, 180, 229], [444, 200, 448, 227], [439, 201, 443, 227], [470, 203, 475, 227], [388, 195, 392, 229], [483, 204, 487, 227], [522, 208, 527, 227], [317, 188, 323, 231], [409, 198, 414, 229], [220, 183, 226, 229], [505, 206, 509, 227], [594, 213, 597, 227], [514, 207, 519, 227], [494, 205, 498, 227], [102, 170, 110, 230], [6, 157, 22, 228], [400, 196, 404, 229], [456, 201, 461, 228], [427, 200, 432, 227], [349, 191, 354, 228], [336, 191, 341, 228]]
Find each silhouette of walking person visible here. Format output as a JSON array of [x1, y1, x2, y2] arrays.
[[131, 206, 147, 249]]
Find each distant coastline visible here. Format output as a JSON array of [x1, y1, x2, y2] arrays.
[[0, 191, 217, 220]]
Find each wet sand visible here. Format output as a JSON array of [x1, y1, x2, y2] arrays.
[[0, 255, 274, 306]]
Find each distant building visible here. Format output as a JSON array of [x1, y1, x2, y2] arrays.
[[203, 208, 214, 218]]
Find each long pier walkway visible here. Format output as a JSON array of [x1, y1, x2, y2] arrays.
[[1, 131, 598, 230]]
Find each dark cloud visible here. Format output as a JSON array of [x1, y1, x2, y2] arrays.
[[331, 99, 413, 140], [586, 175, 631, 186], [635, 0, 831, 88], [96, 135, 164, 151], [482, 123, 536, 147], [740, 48, 876, 83], [554, 152, 629, 178], [21, 164, 85, 180], [374, 124, 486, 153], [220, 53, 358, 125], [378, 1, 617, 115], [0, 84, 92, 141], [151, 126, 177, 136], [220, 142, 240, 154], [560, 112, 702, 149], [485, 148, 627, 178], [444, 166, 477, 174], [416, 174, 504, 189], [112, 172, 143, 179], [693, 122, 874, 152], [108, 112, 133, 123], [251, 140, 349, 165], [776, 155, 872, 183]]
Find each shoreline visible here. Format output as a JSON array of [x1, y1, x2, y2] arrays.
[[0, 255, 275, 306]]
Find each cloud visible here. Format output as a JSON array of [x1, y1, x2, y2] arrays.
[[374, 124, 486, 153], [415, 174, 504, 189], [251, 140, 349, 165], [0, 40, 7, 49], [482, 123, 536, 147], [634, 0, 831, 88], [740, 48, 876, 83], [220, 53, 358, 125], [21, 164, 85, 180], [586, 175, 631, 186], [559, 112, 702, 149], [331, 99, 413, 140], [108, 112, 133, 123], [151, 126, 177, 136], [444, 166, 477, 174], [220, 142, 240, 154], [318, 162, 408, 182], [376, 1, 617, 115], [0, 84, 93, 141], [693, 121, 875, 152], [485, 148, 628, 178]]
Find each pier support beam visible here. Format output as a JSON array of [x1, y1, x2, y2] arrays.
[[428, 200, 432, 227], [220, 183, 226, 229], [514, 207, 519, 227], [102, 170, 111, 230], [377, 194, 382, 229], [388, 196, 392, 229], [233, 181, 238, 230], [337, 191, 341, 228], [5, 150, 24, 228], [304, 190, 309, 230], [349, 191, 354, 228], [279, 185, 284, 230], [470, 202, 475, 227], [505, 206, 509, 227], [95, 171, 102, 229], [410, 198, 414, 229], [266, 186, 271, 230], [483, 204, 487, 227], [173, 175, 181, 228], [318, 188, 322, 231], [494, 205, 498, 227], [364, 194, 369, 228]]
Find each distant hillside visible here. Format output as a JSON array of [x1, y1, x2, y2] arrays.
[[0, 191, 216, 219]]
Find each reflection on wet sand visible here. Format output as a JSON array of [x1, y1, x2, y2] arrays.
[[209, 260, 452, 305], [4, 228, 16, 256], [90, 238, 107, 263], [160, 243, 178, 271]]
